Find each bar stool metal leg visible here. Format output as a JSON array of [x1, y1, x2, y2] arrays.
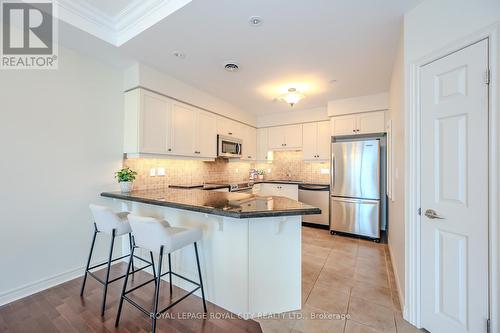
[[128, 233, 135, 281], [152, 246, 164, 333], [168, 253, 173, 295], [115, 246, 135, 327], [149, 251, 157, 286], [194, 242, 207, 313], [101, 228, 116, 316], [80, 223, 98, 296]]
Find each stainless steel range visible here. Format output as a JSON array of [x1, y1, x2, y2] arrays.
[[203, 182, 254, 193]]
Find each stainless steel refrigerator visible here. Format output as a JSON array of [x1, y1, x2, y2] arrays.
[[330, 139, 382, 239]]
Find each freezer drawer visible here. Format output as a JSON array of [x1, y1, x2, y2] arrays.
[[330, 197, 380, 238]]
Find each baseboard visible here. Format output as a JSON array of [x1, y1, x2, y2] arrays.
[[387, 243, 405, 314], [0, 266, 85, 307]]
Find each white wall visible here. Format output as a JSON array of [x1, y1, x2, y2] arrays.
[[387, 26, 405, 310], [256, 106, 328, 127], [0, 46, 125, 305], [404, 0, 500, 63], [125, 63, 256, 126]]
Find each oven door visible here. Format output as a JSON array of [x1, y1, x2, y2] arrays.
[[218, 135, 242, 157]]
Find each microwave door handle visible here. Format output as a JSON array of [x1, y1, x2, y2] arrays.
[[237, 143, 241, 155]]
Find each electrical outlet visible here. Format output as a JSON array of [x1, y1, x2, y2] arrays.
[[235, 168, 239, 173], [157, 167, 166, 176], [320, 168, 330, 174], [149, 168, 156, 177], [267, 168, 271, 173]]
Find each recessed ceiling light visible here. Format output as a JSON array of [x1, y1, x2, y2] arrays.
[[223, 62, 240, 72], [172, 51, 186, 59], [249, 16, 263, 27]]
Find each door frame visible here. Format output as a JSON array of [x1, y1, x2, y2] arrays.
[[405, 25, 499, 332]]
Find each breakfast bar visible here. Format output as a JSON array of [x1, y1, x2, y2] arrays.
[[101, 188, 320, 317]]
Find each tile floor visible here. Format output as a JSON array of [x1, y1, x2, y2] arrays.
[[256, 227, 424, 333]]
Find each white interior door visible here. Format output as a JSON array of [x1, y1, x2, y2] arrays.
[[420, 39, 489, 333]]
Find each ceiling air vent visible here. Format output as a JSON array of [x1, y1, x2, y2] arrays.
[[224, 62, 239, 72]]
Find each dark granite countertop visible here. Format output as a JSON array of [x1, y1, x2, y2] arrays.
[[101, 188, 321, 219], [256, 180, 330, 187]]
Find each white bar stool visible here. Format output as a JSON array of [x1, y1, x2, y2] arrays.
[[115, 214, 207, 333], [81, 204, 154, 316]]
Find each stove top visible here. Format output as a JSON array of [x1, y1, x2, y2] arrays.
[[204, 182, 254, 192]]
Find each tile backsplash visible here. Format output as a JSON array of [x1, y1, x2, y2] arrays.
[[124, 151, 330, 190], [255, 151, 330, 184], [123, 157, 252, 190]]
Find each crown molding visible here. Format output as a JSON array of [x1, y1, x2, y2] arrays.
[[56, 0, 191, 46]]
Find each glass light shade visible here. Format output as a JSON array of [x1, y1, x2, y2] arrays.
[[280, 88, 304, 107]]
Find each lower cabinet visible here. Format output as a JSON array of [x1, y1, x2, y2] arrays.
[[253, 183, 298, 201]]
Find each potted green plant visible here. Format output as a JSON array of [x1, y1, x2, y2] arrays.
[[257, 169, 265, 180], [115, 167, 138, 193]]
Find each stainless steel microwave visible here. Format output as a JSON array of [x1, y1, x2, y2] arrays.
[[217, 135, 242, 158]]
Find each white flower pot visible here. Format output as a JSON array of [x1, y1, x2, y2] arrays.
[[120, 181, 134, 193], [258, 175, 264, 180]]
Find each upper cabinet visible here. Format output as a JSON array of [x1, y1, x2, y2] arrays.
[[302, 121, 331, 160], [124, 89, 171, 154], [241, 125, 257, 161], [124, 88, 217, 158], [217, 116, 242, 138], [268, 124, 303, 150], [331, 111, 386, 136], [256, 128, 273, 161]]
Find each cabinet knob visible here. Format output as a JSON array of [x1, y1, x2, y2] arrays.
[[228, 132, 233, 135], [168, 148, 172, 152], [352, 129, 356, 133]]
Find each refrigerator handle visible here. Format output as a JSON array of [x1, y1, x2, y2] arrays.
[[330, 153, 335, 189]]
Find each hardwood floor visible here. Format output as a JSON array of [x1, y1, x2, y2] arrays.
[[0, 263, 262, 333]]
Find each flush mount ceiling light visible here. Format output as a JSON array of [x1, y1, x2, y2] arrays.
[[172, 51, 186, 59], [279, 88, 305, 107], [223, 62, 240, 72], [248, 16, 263, 26]]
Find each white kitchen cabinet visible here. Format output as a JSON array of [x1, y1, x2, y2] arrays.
[[302, 121, 331, 161], [217, 116, 242, 138], [256, 128, 273, 161], [317, 121, 331, 159], [170, 102, 197, 156], [356, 111, 386, 134], [195, 110, 217, 158], [254, 183, 298, 200], [330, 111, 386, 136], [241, 125, 257, 161], [124, 88, 217, 158], [124, 89, 171, 154], [268, 124, 303, 150]]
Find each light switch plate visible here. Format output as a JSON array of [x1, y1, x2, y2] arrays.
[[157, 167, 165, 176], [320, 168, 330, 174], [149, 168, 156, 177]]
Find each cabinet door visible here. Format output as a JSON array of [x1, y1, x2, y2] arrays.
[[268, 127, 285, 149], [196, 110, 217, 157], [257, 183, 274, 196], [302, 122, 317, 160], [139, 91, 171, 153], [316, 121, 331, 160], [241, 125, 257, 160], [284, 124, 302, 148], [357, 111, 386, 134], [278, 184, 299, 200], [331, 114, 357, 136], [257, 128, 271, 161], [217, 117, 242, 137], [170, 102, 196, 155]]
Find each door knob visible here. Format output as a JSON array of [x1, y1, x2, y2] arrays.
[[424, 209, 445, 219]]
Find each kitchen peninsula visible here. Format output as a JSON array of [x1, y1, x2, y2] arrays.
[[101, 188, 320, 317]]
